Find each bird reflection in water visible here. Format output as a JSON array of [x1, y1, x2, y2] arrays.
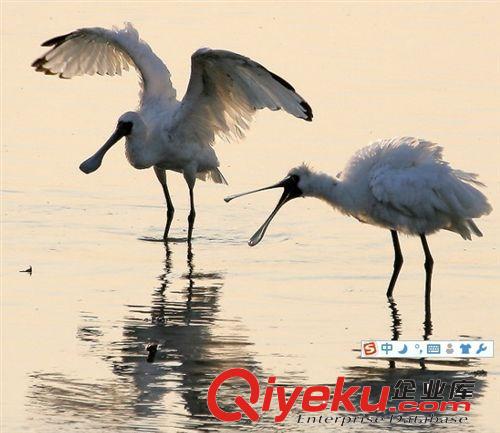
[[29, 242, 260, 432], [28, 245, 488, 432], [339, 296, 487, 431], [386, 293, 433, 369], [117, 242, 258, 423]]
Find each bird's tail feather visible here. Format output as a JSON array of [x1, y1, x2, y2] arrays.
[[453, 169, 485, 187], [196, 168, 228, 185], [467, 219, 483, 237], [450, 219, 484, 240]]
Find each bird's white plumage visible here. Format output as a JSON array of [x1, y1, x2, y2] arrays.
[[291, 137, 492, 239], [33, 23, 312, 171], [32, 23, 313, 239], [32, 23, 176, 106]]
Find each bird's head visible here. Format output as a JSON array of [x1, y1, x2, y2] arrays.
[[79, 112, 143, 174], [287, 164, 320, 195], [224, 164, 320, 246], [117, 111, 147, 139]]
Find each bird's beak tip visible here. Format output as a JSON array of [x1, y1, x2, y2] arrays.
[[79, 164, 90, 174], [79, 158, 99, 174]]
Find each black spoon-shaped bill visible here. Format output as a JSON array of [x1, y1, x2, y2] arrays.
[[79, 121, 132, 174], [224, 175, 302, 246]]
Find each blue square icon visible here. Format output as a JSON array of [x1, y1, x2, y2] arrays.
[[427, 344, 441, 354]]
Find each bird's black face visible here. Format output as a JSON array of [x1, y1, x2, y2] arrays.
[[224, 174, 303, 246], [117, 120, 133, 136], [79, 121, 133, 174]]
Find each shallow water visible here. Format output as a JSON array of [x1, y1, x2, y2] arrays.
[[2, 3, 500, 433]]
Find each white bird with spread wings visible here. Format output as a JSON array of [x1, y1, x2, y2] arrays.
[[32, 22, 313, 242]]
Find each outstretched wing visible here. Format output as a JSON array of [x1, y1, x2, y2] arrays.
[[31, 22, 176, 106], [170, 49, 312, 146]]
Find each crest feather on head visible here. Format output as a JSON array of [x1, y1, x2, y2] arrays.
[[288, 163, 313, 177]]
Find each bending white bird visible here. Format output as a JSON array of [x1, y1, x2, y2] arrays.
[[225, 137, 492, 298], [32, 23, 312, 241]]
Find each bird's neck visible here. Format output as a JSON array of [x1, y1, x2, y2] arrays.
[[305, 172, 355, 214], [125, 134, 156, 169]]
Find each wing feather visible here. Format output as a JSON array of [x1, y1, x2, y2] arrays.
[[367, 138, 492, 225], [32, 23, 176, 106], [170, 49, 312, 147]]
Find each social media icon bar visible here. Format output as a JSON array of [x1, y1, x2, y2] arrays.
[[361, 340, 494, 358]]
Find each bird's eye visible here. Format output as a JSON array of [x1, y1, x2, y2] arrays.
[[117, 121, 133, 135]]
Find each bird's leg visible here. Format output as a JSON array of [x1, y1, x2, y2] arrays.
[[419, 234, 434, 369], [386, 230, 404, 298], [420, 234, 434, 346], [420, 234, 434, 306], [154, 167, 175, 240], [187, 185, 196, 243]]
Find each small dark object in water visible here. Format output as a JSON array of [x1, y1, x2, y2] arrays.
[[20, 266, 32, 275], [146, 343, 158, 363]]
